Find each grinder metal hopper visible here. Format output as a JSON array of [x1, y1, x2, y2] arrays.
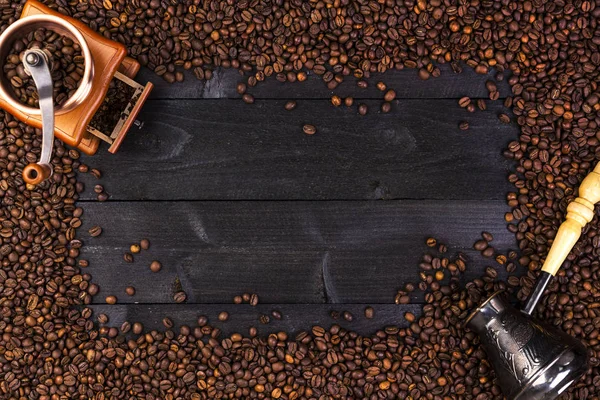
[[0, 0, 153, 185]]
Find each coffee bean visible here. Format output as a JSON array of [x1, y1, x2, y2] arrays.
[[284, 100, 297, 111], [150, 261, 162, 273], [271, 310, 282, 320], [331, 95, 342, 107], [233, 295, 243, 304], [474, 240, 488, 251], [358, 104, 368, 115], [426, 238, 437, 247], [88, 226, 102, 237], [125, 286, 135, 296], [130, 244, 141, 254], [485, 81, 497, 93], [120, 321, 131, 334], [459, 121, 469, 131], [357, 80, 368, 89], [383, 90, 396, 102], [344, 97, 354, 107], [303, 124, 316, 135], [218, 312, 229, 322], [482, 232, 494, 242], [376, 82, 386, 91], [173, 291, 187, 303], [242, 94, 254, 104], [140, 239, 150, 250], [236, 83, 247, 95], [97, 314, 109, 324], [343, 311, 353, 321], [259, 314, 270, 324], [162, 317, 173, 329], [458, 97, 471, 108], [498, 113, 511, 124], [477, 99, 486, 111], [105, 296, 117, 305], [132, 322, 143, 335], [123, 253, 134, 263], [250, 293, 259, 306], [381, 102, 391, 113], [364, 306, 374, 319]]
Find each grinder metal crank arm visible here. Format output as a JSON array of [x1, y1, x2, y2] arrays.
[[21, 48, 54, 185], [523, 161, 600, 315]]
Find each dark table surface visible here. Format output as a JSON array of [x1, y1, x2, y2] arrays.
[[79, 64, 519, 335]]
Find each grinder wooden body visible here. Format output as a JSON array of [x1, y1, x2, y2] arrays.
[[0, 0, 153, 155]]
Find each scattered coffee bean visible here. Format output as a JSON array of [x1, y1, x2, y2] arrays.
[[459, 121, 469, 130], [271, 310, 282, 320], [97, 314, 109, 324], [303, 124, 316, 135], [105, 296, 117, 305], [140, 239, 150, 250], [132, 322, 143, 335], [242, 93, 254, 104], [331, 95, 342, 107], [150, 261, 162, 273], [218, 311, 229, 322], [358, 104, 368, 115], [498, 113, 511, 124], [458, 96, 471, 108], [88, 225, 102, 237], [364, 306, 374, 319], [250, 293, 259, 306], [383, 89, 396, 102], [123, 253, 134, 263], [236, 82, 247, 95], [173, 291, 187, 303], [125, 286, 136, 296], [130, 244, 141, 254], [284, 100, 296, 111]]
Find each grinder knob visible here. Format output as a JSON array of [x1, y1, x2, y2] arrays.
[[21, 49, 54, 185]]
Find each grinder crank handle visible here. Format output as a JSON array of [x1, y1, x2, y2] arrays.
[[22, 49, 54, 185], [523, 161, 600, 315]]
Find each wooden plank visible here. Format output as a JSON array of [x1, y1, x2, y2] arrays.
[[139, 63, 511, 100], [80, 200, 516, 305], [87, 304, 423, 336], [79, 99, 516, 201]]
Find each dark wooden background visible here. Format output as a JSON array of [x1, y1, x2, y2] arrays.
[[80, 64, 519, 335]]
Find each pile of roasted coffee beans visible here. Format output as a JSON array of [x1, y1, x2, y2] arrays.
[[0, 0, 600, 398], [3, 27, 83, 107]]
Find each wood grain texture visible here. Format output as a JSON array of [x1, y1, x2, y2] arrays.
[[79, 98, 516, 201], [81, 200, 516, 305], [88, 304, 423, 336], [140, 63, 510, 100]]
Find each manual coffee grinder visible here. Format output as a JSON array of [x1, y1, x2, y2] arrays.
[[465, 163, 600, 399], [0, 0, 153, 185]]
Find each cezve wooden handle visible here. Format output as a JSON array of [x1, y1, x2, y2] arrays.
[[523, 162, 600, 314], [542, 162, 600, 276]]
